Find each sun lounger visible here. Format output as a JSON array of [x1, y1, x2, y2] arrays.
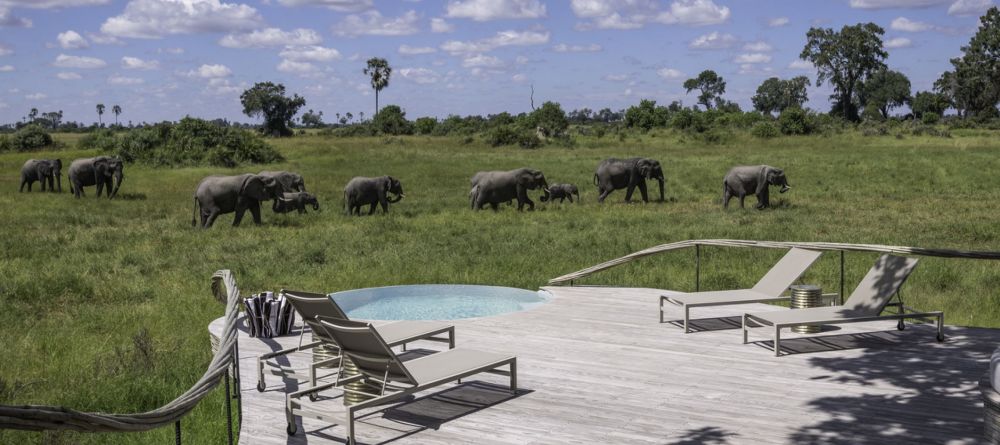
[[256, 290, 455, 392], [660, 247, 824, 332], [286, 318, 516, 444], [742, 254, 944, 356]]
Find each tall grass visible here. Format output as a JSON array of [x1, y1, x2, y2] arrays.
[[1, 130, 999, 443]]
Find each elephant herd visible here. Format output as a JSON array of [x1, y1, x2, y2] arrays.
[[18, 154, 791, 229], [19, 156, 125, 198]]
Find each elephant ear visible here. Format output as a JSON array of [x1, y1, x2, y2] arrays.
[[54, 159, 62, 169], [241, 175, 267, 200], [382, 176, 393, 192]]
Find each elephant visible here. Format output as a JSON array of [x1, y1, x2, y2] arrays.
[[258, 171, 305, 192], [594, 157, 665, 203], [469, 168, 550, 211], [344, 176, 404, 216], [19, 159, 62, 192], [272, 192, 320, 214], [540, 183, 580, 203], [722, 165, 790, 209], [68, 156, 124, 199], [192, 174, 283, 228]]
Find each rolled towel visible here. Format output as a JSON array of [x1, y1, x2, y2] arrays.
[[992, 348, 1000, 392]]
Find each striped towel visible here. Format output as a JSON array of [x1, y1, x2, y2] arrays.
[[243, 292, 296, 338]]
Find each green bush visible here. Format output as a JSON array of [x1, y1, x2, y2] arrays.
[[414, 117, 437, 135], [484, 125, 540, 149], [0, 135, 10, 152], [751, 121, 780, 138], [527, 101, 569, 137], [372, 105, 413, 135], [624, 99, 669, 131], [10, 125, 54, 151], [922, 112, 941, 125], [778, 108, 813, 135], [80, 118, 282, 167]]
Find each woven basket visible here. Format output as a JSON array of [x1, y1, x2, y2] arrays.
[[982, 373, 1000, 444]]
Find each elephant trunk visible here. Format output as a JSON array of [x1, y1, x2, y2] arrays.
[[312, 200, 320, 211], [110, 170, 123, 199], [388, 193, 403, 203], [56, 174, 62, 193], [575, 190, 581, 203], [657, 177, 665, 202], [540, 186, 551, 202], [779, 178, 790, 193]]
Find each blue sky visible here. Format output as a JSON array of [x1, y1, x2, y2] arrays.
[[0, 0, 993, 125]]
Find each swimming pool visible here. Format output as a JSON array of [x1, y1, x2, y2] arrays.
[[329, 284, 550, 320]]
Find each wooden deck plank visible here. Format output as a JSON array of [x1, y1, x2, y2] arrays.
[[210, 286, 994, 444]]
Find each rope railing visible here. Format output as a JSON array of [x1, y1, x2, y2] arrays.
[[0, 269, 241, 435], [548, 239, 1000, 285]]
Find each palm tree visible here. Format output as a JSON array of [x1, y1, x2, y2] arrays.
[[112, 105, 122, 126], [28, 108, 38, 123], [96, 103, 105, 126], [363, 57, 391, 118]]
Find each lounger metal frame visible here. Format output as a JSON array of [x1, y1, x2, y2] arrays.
[[285, 320, 515, 445]]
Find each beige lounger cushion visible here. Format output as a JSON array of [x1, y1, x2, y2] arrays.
[[748, 306, 868, 325], [667, 289, 774, 305], [377, 320, 451, 345], [405, 348, 515, 385]]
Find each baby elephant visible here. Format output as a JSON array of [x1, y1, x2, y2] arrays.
[[344, 175, 404, 216], [272, 192, 320, 214], [540, 184, 580, 203], [723, 165, 790, 209]]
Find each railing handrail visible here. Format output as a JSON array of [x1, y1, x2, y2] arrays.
[[547, 239, 1000, 285], [0, 270, 240, 434]]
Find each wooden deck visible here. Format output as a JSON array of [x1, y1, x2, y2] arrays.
[[211, 286, 996, 444]]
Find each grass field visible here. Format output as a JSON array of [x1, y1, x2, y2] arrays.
[[2, 130, 1000, 443]]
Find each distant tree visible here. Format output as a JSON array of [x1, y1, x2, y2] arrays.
[[861, 69, 911, 119], [96, 103, 105, 126], [910, 91, 950, 119], [752, 76, 811, 115], [301, 109, 324, 128], [359, 111, 365, 122], [371, 104, 412, 135], [683, 70, 727, 110], [364, 57, 392, 118], [112, 104, 122, 126], [414, 117, 437, 135], [800, 22, 887, 121], [568, 108, 593, 123], [28, 108, 38, 122], [528, 101, 569, 137], [345, 112, 354, 123], [624, 99, 669, 131], [239, 81, 306, 137], [595, 108, 616, 122], [935, 7, 1000, 118]]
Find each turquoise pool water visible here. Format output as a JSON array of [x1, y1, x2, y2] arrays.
[[329, 285, 550, 320]]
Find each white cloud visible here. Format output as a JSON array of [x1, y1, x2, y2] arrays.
[[948, 0, 993, 16], [849, 0, 948, 8], [87, 32, 123, 45], [743, 41, 773, 52], [769, 17, 789, 27], [739, 64, 773, 75], [25, 92, 46, 100], [788, 59, 814, 70], [398, 67, 439, 84], [399, 44, 437, 55], [885, 37, 913, 48], [656, 68, 684, 79], [572, 0, 728, 30], [445, 0, 545, 21], [276, 59, 317, 74], [186, 63, 232, 78], [160, 47, 184, 54], [333, 10, 419, 37], [0, 44, 11, 55], [57, 30, 89, 49], [121, 56, 159, 70], [512, 73, 528, 82], [0, 0, 108, 7], [57, 71, 82, 80], [54, 54, 107, 69], [279, 45, 340, 61], [204, 77, 244, 95], [689, 31, 737, 49], [0, 7, 32, 28], [603, 73, 629, 81], [0, 64, 14, 72], [734, 53, 772, 64], [219, 27, 321, 48], [552, 43, 602, 52], [462, 54, 503, 68], [441, 29, 549, 54], [891, 17, 933, 31], [276, 0, 372, 11], [108, 74, 144, 85], [430, 17, 455, 33], [101, 0, 263, 39]]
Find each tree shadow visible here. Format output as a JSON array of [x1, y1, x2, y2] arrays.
[[790, 326, 993, 444], [665, 426, 738, 445]]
